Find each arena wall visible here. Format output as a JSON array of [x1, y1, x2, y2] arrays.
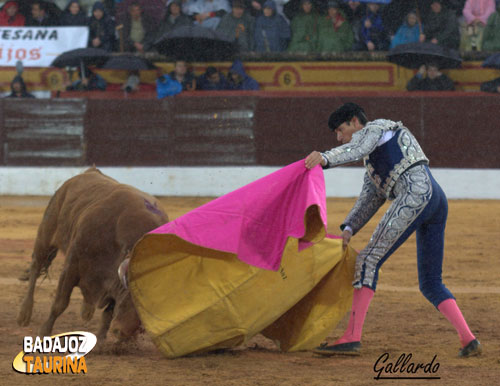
[[0, 92, 499, 198], [0, 60, 497, 93]]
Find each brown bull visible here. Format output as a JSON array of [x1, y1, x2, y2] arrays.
[[17, 167, 168, 340]]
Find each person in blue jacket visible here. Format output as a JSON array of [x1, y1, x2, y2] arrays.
[[390, 10, 425, 49], [254, 0, 291, 52], [226, 60, 259, 90]]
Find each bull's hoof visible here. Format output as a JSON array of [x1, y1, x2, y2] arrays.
[[38, 324, 52, 338], [17, 302, 32, 326], [16, 310, 31, 327]]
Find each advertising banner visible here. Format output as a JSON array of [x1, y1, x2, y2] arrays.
[[0, 27, 89, 67]]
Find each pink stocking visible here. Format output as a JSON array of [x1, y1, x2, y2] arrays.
[[334, 286, 374, 344], [438, 298, 475, 347]]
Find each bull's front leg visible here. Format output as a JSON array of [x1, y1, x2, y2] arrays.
[[97, 300, 115, 341]]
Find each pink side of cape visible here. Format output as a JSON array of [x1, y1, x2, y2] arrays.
[[150, 160, 327, 271]]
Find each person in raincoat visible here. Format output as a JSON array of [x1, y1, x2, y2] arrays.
[[355, 2, 388, 51], [423, 0, 460, 49], [88, 2, 116, 51], [254, 0, 291, 52], [316, 0, 353, 53], [59, 0, 88, 26], [481, 0, 500, 51], [155, 0, 192, 40], [389, 10, 425, 49], [287, 0, 319, 53], [226, 60, 259, 90], [197, 66, 229, 90], [406, 63, 455, 91], [6, 76, 35, 98], [66, 66, 107, 91], [184, 0, 231, 30], [216, 0, 255, 52], [0, 1, 25, 26]]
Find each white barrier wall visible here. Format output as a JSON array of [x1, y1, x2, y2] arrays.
[[1, 167, 499, 199]]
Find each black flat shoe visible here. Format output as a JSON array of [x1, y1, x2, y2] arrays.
[[313, 341, 361, 356], [458, 339, 482, 358]]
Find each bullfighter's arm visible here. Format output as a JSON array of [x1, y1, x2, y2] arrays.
[[341, 171, 386, 236]]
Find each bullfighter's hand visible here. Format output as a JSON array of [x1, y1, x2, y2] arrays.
[[342, 229, 352, 250], [305, 151, 326, 169]]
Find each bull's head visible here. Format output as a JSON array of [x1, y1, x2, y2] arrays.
[[109, 258, 142, 341]]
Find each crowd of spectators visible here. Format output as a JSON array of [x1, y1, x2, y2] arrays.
[[3, 0, 500, 96], [155, 59, 259, 97], [1, 0, 500, 54]]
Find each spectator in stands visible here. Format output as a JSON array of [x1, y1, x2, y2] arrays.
[[197, 66, 229, 90], [156, 73, 183, 98], [481, 0, 500, 51], [60, 1, 88, 26], [54, 0, 112, 15], [317, 1, 354, 53], [287, 0, 319, 53], [79, 1, 104, 15], [6, 75, 35, 98], [356, 2, 388, 51], [423, 0, 460, 49], [156, 0, 192, 41], [122, 2, 157, 53], [390, 10, 425, 49], [88, 2, 115, 52], [216, 0, 255, 52], [122, 70, 140, 92], [460, 0, 495, 51], [226, 59, 259, 90], [169, 60, 196, 91], [66, 66, 107, 91], [25, 2, 58, 26], [254, 0, 291, 52], [282, 0, 323, 22], [0, 1, 25, 26], [406, 63, 455, 91], [342, 0, 365, 50], [185, 0, 231, 30], [480, 76, 500, 92], [270, 0, 291, 23], [247, 0, 265, 17]]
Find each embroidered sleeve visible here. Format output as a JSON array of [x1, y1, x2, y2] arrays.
[[341, 172, 386, 235], [321, 122, 385, 169]]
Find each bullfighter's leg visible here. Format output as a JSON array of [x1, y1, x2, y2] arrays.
[[17, 246, 58, 326], [39, 260, 79, 337]]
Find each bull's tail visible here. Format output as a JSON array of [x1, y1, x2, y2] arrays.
[[17, 193, 61, 326]]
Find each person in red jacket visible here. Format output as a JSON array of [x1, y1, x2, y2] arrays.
[[0, 1, 25, 26]]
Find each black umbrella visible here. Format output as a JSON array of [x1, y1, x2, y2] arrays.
[[481, 53, 500, 69], [51, 48, 111, 68], [101, 54, 157, 70], [387, 42, 462, 69], [154, 26, 236, 61]]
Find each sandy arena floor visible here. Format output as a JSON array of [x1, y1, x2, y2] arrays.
[[1, 195, 499, 386]]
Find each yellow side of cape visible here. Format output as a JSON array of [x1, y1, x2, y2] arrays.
[[128, 235, 356, 358]]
